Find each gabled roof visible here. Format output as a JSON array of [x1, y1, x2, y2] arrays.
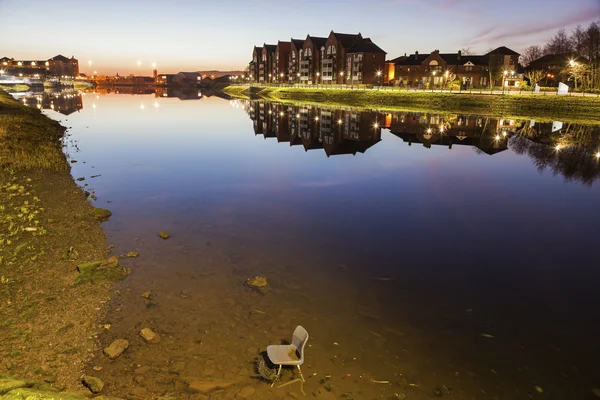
[[395, 54, 429, 66], [395, 52, 485, 66], [387, 55, 408, 64], [263, 44, 277, 52], [291, 39, 305, 50], [306, 35, 327, 49], [486, 46, 519, 56], [331, 31, 363, 48], [49, 54, 73, 62], [276, 41, 291, 51], [347, 38, 386, 54]]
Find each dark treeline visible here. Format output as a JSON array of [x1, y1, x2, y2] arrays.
[[520, 20, 600, 90]]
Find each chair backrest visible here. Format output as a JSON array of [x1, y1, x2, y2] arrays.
[[291, 325, 309, 364]]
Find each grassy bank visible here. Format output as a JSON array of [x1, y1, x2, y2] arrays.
[[224, 86, 600, 124], [0, 91, 125, 396], [0, 84, 30, 93]]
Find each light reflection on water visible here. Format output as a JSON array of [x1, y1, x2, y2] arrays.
[[18, 90, 600, 399]]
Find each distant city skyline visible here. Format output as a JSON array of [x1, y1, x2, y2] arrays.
[[1, 0, 598, 75]]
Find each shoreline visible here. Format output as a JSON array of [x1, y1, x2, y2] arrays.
[[0, 91, 123, 398], [224, 85, 600, 125]]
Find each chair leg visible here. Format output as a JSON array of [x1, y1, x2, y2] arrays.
[[296, 365, 305, 382], [271, 364, 282, 387]]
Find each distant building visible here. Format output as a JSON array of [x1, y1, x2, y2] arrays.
[[525, 53, 586, 86], [260, 44, 277, 83], [387, 47, 520, 88], [248, 46, 263, 83], [0, 55, 79, 78], [173, 72, 202, 85]]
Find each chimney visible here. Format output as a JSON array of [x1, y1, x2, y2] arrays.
[[415, 51, 419, 58], [458, 50, 462, 62]]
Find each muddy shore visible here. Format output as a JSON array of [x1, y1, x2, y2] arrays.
[[0, 91, 118, 397]]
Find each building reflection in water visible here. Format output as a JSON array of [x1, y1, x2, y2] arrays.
[[241, 100, 600, 184], [245, 100, 382, 157], [19, 90, 83, 115]]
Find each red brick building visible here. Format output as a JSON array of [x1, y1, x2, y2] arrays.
[[248, 46, 262, 82], [300, 35, 327, 84], [387, 47, 520, 89], [272, 41, 291, 83], [260, 44, 277, 83], [288, 39, 305, 84]]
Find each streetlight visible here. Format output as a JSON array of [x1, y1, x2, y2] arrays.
[[502, 70, 508, 94], [376, 70, 382, 88], [316, 72, 320, 87]]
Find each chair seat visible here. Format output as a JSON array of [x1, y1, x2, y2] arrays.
[[267, 344, 302, 366]]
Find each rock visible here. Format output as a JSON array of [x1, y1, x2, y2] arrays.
[[71, 160, 77, 163], [159, 232, 171, 240], [93, 365, 103, 371], [91, 208, 112, 222], [247, 276, 268, 288], [314, 388, 337, 400], [82, 375, 104, 394], [187, 379, 235, 394], [103, 339, 129, 359], [77, 177, 85, 181], [237, 385, 255, 399], [104, 255, 119, 269], [0, 378, 31, 395], [77, 261, 101, 274], [180, 290, 190, 298], [246, 346, 259, 355], [124, 251, 140, 258], [140, 328, 161, 343], [135, 366, 151, 375], [141, 291, 152, 299]]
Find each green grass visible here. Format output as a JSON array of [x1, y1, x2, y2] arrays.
[[0, 91, 68, 171], [224, 85, 600, 124]]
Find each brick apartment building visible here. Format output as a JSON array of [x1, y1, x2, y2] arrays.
[[249, 31, 386, 85], [385, 47, 521, 89]]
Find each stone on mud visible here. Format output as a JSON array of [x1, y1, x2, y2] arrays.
[[91, 208, 112, 222], [124, 251, 140, 258], [103, 255, 119, 268], [76, 261, 102, 274], [82, 375, 104, 394], [140, 327, 161, 343], [103, 339, 129, 359], [141, 290, 152, 299], [134, 366, 151, 375], [186, 379, 235, 394], [159, 232, 171, 239], [237, 385, 255, 399]]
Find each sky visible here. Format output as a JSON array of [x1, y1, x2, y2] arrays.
[[1, 0, 599, 75]]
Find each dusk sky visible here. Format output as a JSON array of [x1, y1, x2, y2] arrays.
[[1, 0, 599, 75]]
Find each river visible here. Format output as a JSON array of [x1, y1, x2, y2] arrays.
[[19, 88, 600, 399]]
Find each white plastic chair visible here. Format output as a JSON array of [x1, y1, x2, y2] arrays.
[[267, 325, 309, 386]]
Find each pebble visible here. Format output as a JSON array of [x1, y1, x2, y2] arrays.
[[141, 291, 151, 299], [135, 366, 151, 375], [103, 339, 129, 359], [81, 375, 104, 394], [140, 327, 161, 343]]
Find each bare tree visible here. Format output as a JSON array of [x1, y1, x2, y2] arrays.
[[524, 70, 546, 89], [520, 46, 543, 67], [460, 47, 475, 56], [544, 28, 574, 55]]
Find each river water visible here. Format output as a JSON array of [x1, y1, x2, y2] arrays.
[[20, 89, 600, 399]]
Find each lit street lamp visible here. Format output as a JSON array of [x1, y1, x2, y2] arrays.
[[376, 70, 382, 88]]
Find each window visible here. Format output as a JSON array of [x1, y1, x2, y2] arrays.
[[465, 66, 473, 72]]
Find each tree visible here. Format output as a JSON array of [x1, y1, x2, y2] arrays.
[[524, 70, 546, 89], [544, 28, 574, 55], [460, 47, 475, 56], [520, 46, 543, 67]]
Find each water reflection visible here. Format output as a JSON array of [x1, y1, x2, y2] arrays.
[[241, 99, 600, 184], [17, 90, 83, 115]]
